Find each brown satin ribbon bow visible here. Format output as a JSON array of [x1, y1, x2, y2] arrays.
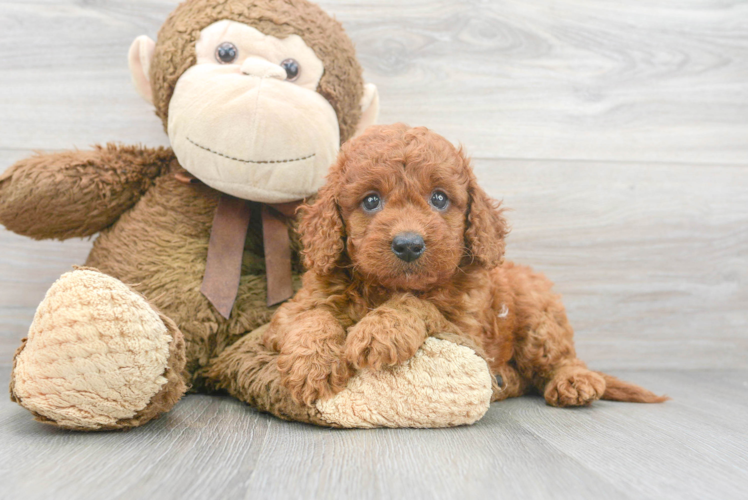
[[175, 171, 300, 319]]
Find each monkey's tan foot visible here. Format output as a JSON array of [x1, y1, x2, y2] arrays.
[[317, 337, 493, 428], [543, 367, 606, 407], [9, 268, 187, 430]]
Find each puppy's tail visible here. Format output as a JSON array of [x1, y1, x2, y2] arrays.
[[596, 371, 670, 403]]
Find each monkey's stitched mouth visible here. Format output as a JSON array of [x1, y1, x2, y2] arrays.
[[187, 137, 316, 164]]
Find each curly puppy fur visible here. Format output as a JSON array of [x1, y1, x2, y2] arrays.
[[263, 124, 668, 408]]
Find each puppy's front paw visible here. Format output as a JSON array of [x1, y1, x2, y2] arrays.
[[278, 349, 352, 406], [345, 310, 427, 370], [544, 368, 606, 407]]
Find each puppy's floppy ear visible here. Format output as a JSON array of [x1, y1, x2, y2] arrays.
[[298, 176, 346, 275], [462, 152, 509, 269]]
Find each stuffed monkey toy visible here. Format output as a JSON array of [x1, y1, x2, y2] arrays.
[[1, 0, 494, 430]]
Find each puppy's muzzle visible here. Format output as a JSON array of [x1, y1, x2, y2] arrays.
[[391, 232, 425, 262]]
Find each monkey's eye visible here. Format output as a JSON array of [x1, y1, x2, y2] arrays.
[[215, 42, 238, 64], [361, 193, 382, 213], [280, 58, 300, 81], [430, 190, 449, 211]]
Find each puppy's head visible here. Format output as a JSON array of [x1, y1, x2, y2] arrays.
[[299, 124, 508, 290]]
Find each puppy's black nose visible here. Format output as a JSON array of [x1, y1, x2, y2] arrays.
[[391, 232, 425, 262]]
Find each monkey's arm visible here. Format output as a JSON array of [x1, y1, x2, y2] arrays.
[[0, 144, 174, 240]]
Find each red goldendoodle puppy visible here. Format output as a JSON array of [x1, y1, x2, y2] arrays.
[[263, 124, 667, 408]]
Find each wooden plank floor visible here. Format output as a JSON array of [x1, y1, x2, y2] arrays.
[[1, 1, 746, 499], [1, 367, 746, 500]]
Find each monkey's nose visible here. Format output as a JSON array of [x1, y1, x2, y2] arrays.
[[241, 57, 287, 80], [391, 232, 425, 262]]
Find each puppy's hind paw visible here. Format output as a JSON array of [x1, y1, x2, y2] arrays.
[[544, 368, 606, 407]]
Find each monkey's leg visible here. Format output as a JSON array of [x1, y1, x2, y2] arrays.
[[206, 329, 495, 428], [10, 268, 187, 430], [204, 325, 334, 426]]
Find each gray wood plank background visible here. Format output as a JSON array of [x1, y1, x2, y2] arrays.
[[1, 1, 747, 163], [0, 1, 746, 499]]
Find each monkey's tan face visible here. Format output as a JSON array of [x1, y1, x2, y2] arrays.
[[168, 21, 340, 203]]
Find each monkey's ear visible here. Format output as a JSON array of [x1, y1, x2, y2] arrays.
[[463, 154, 509, 269], [353, 83, 380, 138], [298, 180, 346, 275], [128, 35, 156, 104]]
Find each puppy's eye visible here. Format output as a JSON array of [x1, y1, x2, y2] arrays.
[[280, 58, 301, 81], [361, 193, 382, 212], [430, 190, 449, 211], [216, 42, 238, 64]]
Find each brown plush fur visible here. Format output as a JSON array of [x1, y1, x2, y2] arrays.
[[1, 0, 368, 428], [263, 124, 668, 408], [0, 145, 173, 240], [0, 144, 300, 391], [151, 0, 364, 143], [204, 325, 334, 426]]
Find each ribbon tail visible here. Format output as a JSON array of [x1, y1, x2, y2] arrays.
[[201, 195, 252, 319], [262, 205, 294, 306]]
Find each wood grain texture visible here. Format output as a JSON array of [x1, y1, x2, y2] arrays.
[[1, 368, 746, 500], [0, 1, 746, 163], [476, 158, 748, 370]]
